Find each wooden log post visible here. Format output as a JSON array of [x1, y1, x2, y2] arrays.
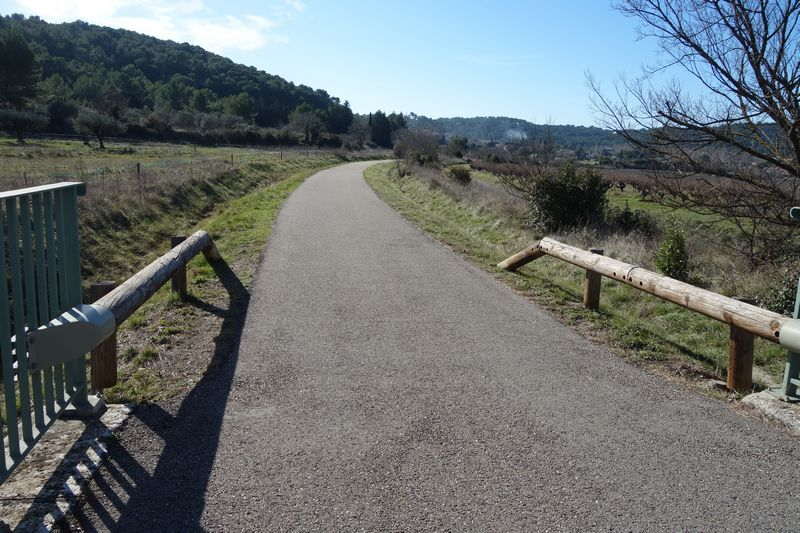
[[89, 281, 118, 392], [136, 162, 143, 203], [496, 244, 545, 271], [727, 325, 754, 392], [95, 230, 217, 325], [727, 298, 757, 392], [583, 248, 604, 311], [171, 236, 188, 300]]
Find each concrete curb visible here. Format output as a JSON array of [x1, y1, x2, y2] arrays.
[[742, 391, 800, 436], [0, 404, 132, 532]]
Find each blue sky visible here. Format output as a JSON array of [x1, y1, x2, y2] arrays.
[[1, 0, 688, 126]]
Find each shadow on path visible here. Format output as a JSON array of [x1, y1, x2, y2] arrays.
[[28, 257, 251, 532]]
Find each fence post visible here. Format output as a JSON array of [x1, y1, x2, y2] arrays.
[[89, 281, 118, 392], [171, 236, 188, 300], [728, 324, 754, 392], [136, 162, 143, 203], [583, 248, 604, 311]]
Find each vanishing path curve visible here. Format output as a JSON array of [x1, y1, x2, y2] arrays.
[[198, 162, 799, 531]]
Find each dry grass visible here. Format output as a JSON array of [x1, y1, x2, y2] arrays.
[[462, 162, 781, 303], [0, 136, 344, 206], [0, 136, 385, 281]]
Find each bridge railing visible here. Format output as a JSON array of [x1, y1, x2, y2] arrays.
[[498, 237, 790, 394], [1, 182, 88, 482], [1, 180, 223, 483]]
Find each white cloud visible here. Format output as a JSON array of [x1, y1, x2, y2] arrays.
[[282, 0, 305, 12], [10, 0, 295, 54]]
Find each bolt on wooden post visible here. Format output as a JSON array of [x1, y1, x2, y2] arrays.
[[171, 236, 188, 300], [89, 281, 118, 392], [583, 248, 604, 311]]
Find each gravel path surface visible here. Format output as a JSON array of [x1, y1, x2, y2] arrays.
[[65, 162, 798, 531]]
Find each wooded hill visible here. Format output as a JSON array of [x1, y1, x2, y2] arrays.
[[0, 14, 354, 145]]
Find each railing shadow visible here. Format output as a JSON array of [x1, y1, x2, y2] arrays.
[[16, 256, 249, 532], [514, 269, 722, 369]]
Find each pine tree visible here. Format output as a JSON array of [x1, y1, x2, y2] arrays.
[[0, 29, 39, 109], [369, 111, 392, 148]]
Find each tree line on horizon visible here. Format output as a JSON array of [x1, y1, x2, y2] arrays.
[[406, 114, 626, 150]]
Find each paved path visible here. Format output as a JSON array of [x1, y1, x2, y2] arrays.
[[74, 162, 799, 531]]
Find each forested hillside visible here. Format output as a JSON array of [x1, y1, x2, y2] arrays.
[[408, 114, 623, 149], [0, 14, 355, 145]]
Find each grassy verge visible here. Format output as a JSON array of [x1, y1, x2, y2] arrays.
[[80, 152, 343, 281], [365, 162, 785, 392]]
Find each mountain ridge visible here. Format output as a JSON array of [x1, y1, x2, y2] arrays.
[[407, 114, 623, 149]]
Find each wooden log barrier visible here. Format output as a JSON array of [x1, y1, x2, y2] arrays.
[[499, 237, 787, 343], [95, 230, 220, 325], [497, 244, 545, 271], [499, 238, 788, 392]]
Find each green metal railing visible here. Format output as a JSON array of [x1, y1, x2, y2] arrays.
[[1, 182, 88, 483]]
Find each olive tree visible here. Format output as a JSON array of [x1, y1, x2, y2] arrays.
[[75, 108, 122, 149]]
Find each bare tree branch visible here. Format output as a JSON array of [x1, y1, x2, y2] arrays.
[[592, 0, 800, 264]]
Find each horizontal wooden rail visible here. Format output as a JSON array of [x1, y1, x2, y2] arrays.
[[95, 230, 221, 325], [498, 237, 790, 392], [499, 237, 786, 342]]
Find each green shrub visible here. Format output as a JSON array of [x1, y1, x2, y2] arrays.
[[522, 165, 609, 231], [446, 136, 468, 158], [606, 201, 658, 235], [655, 227, 690, 281], [759, 267, 799, 315], [447, 166, 471, 184]]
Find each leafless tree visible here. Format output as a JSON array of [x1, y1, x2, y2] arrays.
[[589, 0, 800, 264], [495, 127, 557, 200], [393, 129, 440, 165]]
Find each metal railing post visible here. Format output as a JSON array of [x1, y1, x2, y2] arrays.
[[62, 186, 91, 411], [769, 209, 800, 401]]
